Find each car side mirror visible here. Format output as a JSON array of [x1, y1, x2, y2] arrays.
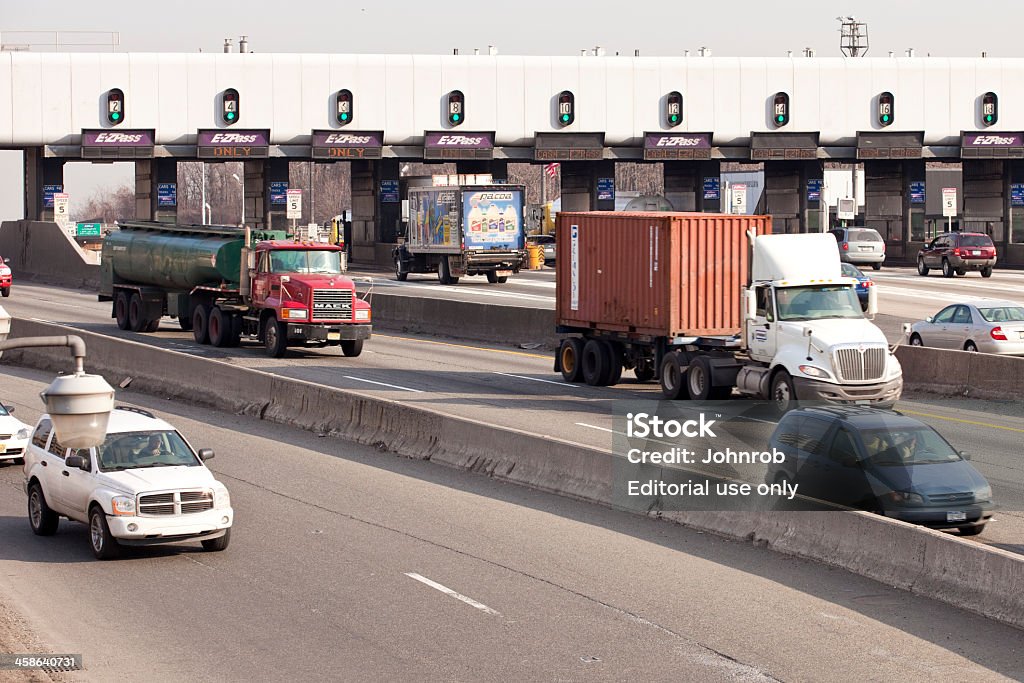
[[198, 448, 215, 461], [925, 316, 933, 323], [959, 450, 971, 460], [65, 455, 90, 471]]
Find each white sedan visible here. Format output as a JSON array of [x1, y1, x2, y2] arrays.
[[0, 403, 31, 465], [908, 300, 1024, 355]]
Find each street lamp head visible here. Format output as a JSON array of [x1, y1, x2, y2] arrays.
[[40, 372, 116, 449]]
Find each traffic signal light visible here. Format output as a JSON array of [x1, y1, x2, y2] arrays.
[[557, 90, 575, 127], [982, 92, 998, 126], [336, 89, 353, 126], [772, 92, 789, 127], [107, 88, 124, 125], [447, 90, 464, 126], [222, 88, 239, 125], [666, 91, 683, 127], [878, 91, 894, 127]]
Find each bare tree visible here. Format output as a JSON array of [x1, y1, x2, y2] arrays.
[[77, 184, 135, 224]]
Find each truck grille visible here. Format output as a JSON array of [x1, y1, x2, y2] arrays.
[[833, 345, 887, 382], [138, 490, 214, 516], [312, 289, 353, 321]]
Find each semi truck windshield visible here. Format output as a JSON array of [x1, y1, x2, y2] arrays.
[[269, 250, 342, 274], [775, 285, 864, 321]]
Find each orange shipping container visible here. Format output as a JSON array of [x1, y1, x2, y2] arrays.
[[555, 212, 772, 337]]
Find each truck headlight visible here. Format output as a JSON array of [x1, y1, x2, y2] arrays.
[[355, 309, 370, 321], [111, 496, 136, 516], [798, 365, 831, 379], [213, 486, 231, 510], [282, 308, 308, 320]]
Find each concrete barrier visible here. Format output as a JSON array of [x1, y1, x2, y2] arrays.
[[0, 220, 101, 289], [895, 344, 1024, 401], [4, 316, 1024, 630]]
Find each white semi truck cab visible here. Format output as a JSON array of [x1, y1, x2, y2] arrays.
[[735, 233, 903, 408]]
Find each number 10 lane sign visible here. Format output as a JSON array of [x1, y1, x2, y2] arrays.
[[942, 187, 957, 217]]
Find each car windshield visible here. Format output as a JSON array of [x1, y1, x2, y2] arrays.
[[269, 250, 342, 274], [96, 430, 200, 471], [775, 285, 864, 321], [851, 230, 883, 242], [840, 263, 863, 278], [960, 235, 993, 247], [861, 428, 961, 465], [977, 306, 1024, 322]]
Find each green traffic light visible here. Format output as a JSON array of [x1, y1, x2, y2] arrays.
[[986, 115, 993, 122], [452, 113, 460, 122], [227, 112, 235, 120], [882, 114, 889, 122], [341, 113, 349, 121], [111, 112, 120, 121], [777, 115, 784, 123], [670, 114, 679, 123], [561, 114, 569, 122]]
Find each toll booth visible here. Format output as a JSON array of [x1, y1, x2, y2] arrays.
[[858, 131, 925, 261]]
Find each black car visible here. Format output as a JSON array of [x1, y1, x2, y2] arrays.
[[766, 406, 993, 535]]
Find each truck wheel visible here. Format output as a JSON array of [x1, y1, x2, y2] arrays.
[[28, 483, 58, 536], [634, 359, 656, 383], [89, 506, 121, 560], [264, 317, 288, 358], [128, 292, 148, 332], [202, 528, 231, 551], [177, 315, 194, 332], [395, 256, 408, 281], [485, 271, 508, 284], [659, 354, 690, 400], [114, 291, 131, 330], [227, 315, 243, 347], [687, 357, 732, 401], [559, 339, 584, 383], [581, 339, 612, 386], [604, 342, 623, 386], [770, 370, 797, 414], [145, 318, 161, 332], [209, 307, 232, 347], [341, 339, 364, 357], [192, 305, 210, 344], [438, 257, 460, 285]]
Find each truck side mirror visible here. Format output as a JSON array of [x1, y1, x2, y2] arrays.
[[866, 286, 878, 317], [745, 290, 756, 320]]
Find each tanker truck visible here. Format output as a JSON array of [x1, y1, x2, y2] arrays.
[[99, 221, 371, 358], [553, 212, 903, 412]]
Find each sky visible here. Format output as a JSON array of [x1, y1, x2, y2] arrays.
[[3, 0, 1024, 219]]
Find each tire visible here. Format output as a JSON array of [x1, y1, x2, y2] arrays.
[[559, 338, 584, 383], [486, 271, 499, 284], [942, 259, 955, 278], [981, 266, 993, 278], [438, 257, 459, 285], [872, 262, 881, 271], [128, 292, 148, 332], [145, 318, 161, 333], [177, 314, 194, 332], [208, 307, 231, 348], [496, 276, 508, 284], [1, 286, 9, 297], [227, 315, 243, 347], [770, 370, 797, 414], [687, 357, 732, 401], [202, 528, 231, 552], [964, 341, 978, 352], [909, 333, 923, 347], [28, 483, 58, 536], [13, 457, 24, 466], [89, 506, 121, 560], [114, 291, 131, 330], [634, 359, 656, 383], [581, 339, 612, 386], [341, 339, 364, 357], [604, 342, 623, 387], [917, 258, 929, 276], [395, 255, 408, 281], [192, 304, 210, 345], [659, 353, 690, 400], [264, 317, 288, 358], [959, 525, 985, 537]]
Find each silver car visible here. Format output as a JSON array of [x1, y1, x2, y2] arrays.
[[830, 227, 886, 270], [908, 300, 1024, 355]]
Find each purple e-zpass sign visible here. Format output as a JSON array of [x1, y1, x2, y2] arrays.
[[962, 133, 1023, 147], [80, 129, 155, 159], [196, 129, 270, 159], [424, 131, 494, 160], [643, 132, 712, 160], [311, 130, 384, 160]]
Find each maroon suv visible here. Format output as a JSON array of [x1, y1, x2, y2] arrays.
[[917, 232, 996, 278]]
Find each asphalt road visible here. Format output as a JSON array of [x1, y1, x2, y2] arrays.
[[1, 367, 1022, 682], [3, 281, 1023, 555]]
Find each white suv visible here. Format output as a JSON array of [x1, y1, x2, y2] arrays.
[[23, 406, 233, 560], [0, 402, 31, 466]]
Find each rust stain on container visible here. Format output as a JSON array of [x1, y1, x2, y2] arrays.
[[556, 212, 772, 337]]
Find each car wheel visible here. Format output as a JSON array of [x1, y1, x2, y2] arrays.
[[956, 268, 967, 276], [917, 258, 929, 276], [958, 524, 985, 536], [942, 259, 955, 278], [964, 341, 978, 352], [872, 262, 881, 271], [13, 457, 24, 466], [659, 354, 690, 400], [114, 291, 131, 330], [89, 506, 121, 560], [202, 528, 231, 551], [909, 333, 923, 347], [770, 370, 797, 414], [28, 483, 58, 536], [981, 266, 993, 278], [559, 338, 584, 383], [0, 286, 9, 298]]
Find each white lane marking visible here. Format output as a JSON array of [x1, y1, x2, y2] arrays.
[[509, 280, 557, 289], [493, 371, 576, 388], [577, 422, 615, 433], [404, 573, 501, 616], [360, 279, 553, 302], [342, 376, 424, 393]]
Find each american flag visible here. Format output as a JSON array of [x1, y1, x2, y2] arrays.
[[544, 163, 560, 179]]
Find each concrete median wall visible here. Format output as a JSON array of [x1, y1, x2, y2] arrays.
[[4, 317, 1024, 630], [0, 220, 100, 289], [896, 345, 1024, 401]]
